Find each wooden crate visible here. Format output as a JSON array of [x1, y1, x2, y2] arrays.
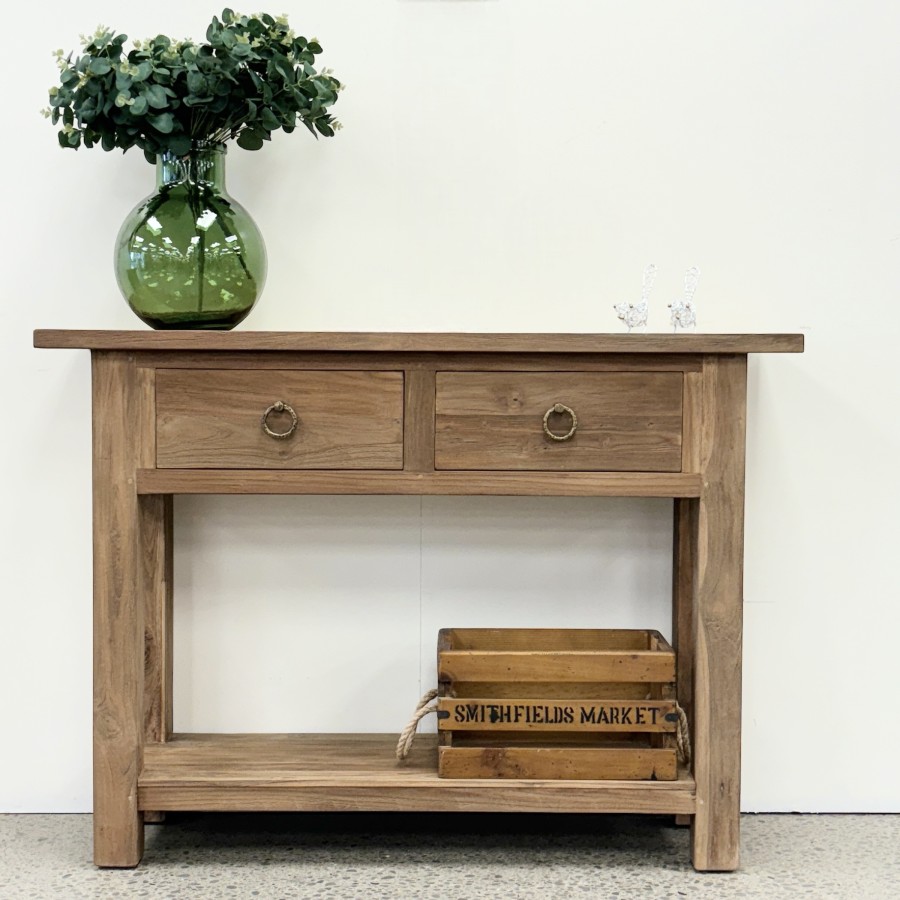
[[437, 628, 678, 780]]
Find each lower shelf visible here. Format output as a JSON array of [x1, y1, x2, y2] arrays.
[[138, 734, 696, 815]]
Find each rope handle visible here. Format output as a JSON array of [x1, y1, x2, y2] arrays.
[[396, 690, 692, 767], [396, 689, 438, 761], [674, 704, 692, 767]]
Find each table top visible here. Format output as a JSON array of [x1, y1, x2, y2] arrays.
[[33, 330, 805, 354]]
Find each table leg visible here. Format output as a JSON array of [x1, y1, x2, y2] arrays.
[[92, 352, 145, 867], [672, 497, 697, 831], [690, 355, 747, 872], [141, 493, 173, 825]]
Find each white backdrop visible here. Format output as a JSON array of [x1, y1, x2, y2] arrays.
[[2, 1, 899, 813]]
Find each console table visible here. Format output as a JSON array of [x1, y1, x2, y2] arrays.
[[34, 330, 803, 871]]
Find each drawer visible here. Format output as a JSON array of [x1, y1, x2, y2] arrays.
[[435, 372, 683, 471], [156, 369, 404, 469]]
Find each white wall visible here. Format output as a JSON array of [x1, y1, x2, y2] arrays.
[[2, 1, 898, 812]]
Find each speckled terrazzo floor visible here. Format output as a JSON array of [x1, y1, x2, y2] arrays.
[[0, 813, 897, 899]]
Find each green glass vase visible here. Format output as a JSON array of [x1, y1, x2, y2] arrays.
[[115, 142, 267, 330]]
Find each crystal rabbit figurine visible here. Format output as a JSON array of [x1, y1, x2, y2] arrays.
[[669, 266, 699, 333]]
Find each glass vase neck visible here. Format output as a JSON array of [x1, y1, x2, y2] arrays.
[[156, 142, 227, 191]]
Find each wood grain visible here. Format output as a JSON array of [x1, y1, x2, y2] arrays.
[[138, 366, 172, 750], [34, 329, 805, 354], [442, 682, 669, 701], [673, 499, 697, 763], [91, 352, 144, 867], [156, 369, 403, 469], [439, 652, 675, 684], [131, 351, 705, 373], [138, 734, 695, 813], [136, 469, 704, 497], [137, 365, 172, 825], [690, 355, 747, 872], [435, 372, 683, 472], [440, 628, 664, 652], [403, 366, 436, 472], [438, 745, 677, 780], [140, 493, 172, 747]]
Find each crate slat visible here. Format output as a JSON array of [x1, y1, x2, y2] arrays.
[[438, 746, 678, 781], [438, 699, 678, 732]]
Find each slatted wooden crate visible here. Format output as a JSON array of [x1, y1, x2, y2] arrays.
[[437, 628, 678, 780]]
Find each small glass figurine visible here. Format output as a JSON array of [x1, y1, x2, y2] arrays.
[[615, 263, 655, 333], [669, 266, 699, 333]]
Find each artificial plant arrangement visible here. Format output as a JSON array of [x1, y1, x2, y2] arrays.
[[43, 9, 343, 330], [46, 9, 342, 162]]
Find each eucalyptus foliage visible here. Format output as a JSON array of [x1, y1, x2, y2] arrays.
[[46, 9, 342, 162]]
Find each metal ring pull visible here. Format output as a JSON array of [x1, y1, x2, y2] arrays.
[[542, 402, 578, 441], [261, 400, 298, 439]]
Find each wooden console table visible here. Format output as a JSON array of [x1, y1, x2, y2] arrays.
[[34, 330, 803, 871]]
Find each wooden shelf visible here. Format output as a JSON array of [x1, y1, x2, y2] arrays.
[[138, 734, 696, 815], [136, 469, 704, 497]]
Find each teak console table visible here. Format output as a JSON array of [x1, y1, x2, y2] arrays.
[[34, 330, 803, 872]]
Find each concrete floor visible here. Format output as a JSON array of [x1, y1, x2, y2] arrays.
[[0, 812, 897, 899]]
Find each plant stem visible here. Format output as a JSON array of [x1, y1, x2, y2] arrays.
[[205, 194, 255, 281], [186, 183, 206, 313]]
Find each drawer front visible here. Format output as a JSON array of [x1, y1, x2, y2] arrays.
[[435, 372, 683, 472], [156, 370, 404, 469]]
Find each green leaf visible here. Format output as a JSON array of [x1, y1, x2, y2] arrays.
[[222, 8, 235, 24], [149, 112, 174, 133], [145, 84, 168, 109], [89, 57, 112, 76], [187, 71, 207, 95], [236, 128, 264, 150], [168, 134, 192, 156], [130, 95, 148, 116], [307, 42, 323, 54], [261, 107, 281, 130], [102, 132, 116, 151]]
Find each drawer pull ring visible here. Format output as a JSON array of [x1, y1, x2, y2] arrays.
[[261, 401, 298, 439], [542, 403, 578, 441]]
